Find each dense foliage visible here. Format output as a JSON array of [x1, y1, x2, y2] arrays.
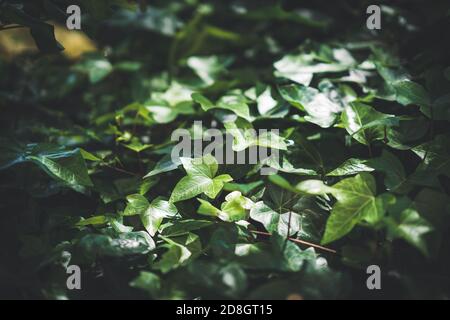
[[0, 0, 449, 299]]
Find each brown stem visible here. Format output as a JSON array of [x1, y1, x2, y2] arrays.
[[367, 143, 373, 158], [137, 152, 144, 175], [250, 230, 337, 254], [283, 210, 293, 252], [287, 210, 292, 239]]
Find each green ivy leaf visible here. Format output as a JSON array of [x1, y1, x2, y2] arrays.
[[0, 142, 93, 191], [393, 80, 431, 116], [198, 191, 253, 222], [279, 84, 342, 128], [154, 233, 202, 273], [122, 139, 152, 153], [78, 231, 155, 258], [250, 201, 302, 237], [327, 158, 374, 176], [412, 135, 450, 178], [170, 154, 233, 202], [187, 55, 233, 86], [296, 180, 334, 195], [223, 118, 288, 152], [298, 174, 385, 244], [141, 199, 178, 236], [274, 48, 354, 86], [124, 194, 177, 236], [144, 154, 180, 178], [193, 92, 252, 122], [74, 57, 113, 84], [123, 194, 149, 216], [385, 197, 433, 256], [342, 102, 394, 145], [256, 86, 279, 115], [76, 215, 109, 227], [369, 150, 409, 192]]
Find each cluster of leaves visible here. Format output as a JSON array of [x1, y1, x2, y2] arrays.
[[0, 0, 450, 299]]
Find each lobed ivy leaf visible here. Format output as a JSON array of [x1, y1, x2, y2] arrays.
[[279, 84, 342, 128], [198, 191, 254, 222], [370, 150, 409, 192], [170, 154, 233, 202], [250, 201, 302, 237], [154, 233, 202, 273], [393, 80, 431, 117], [224, 118, 288, 152], [124, 194, 177, 236], [298, 173, 386, 244], [274, 48, 354, 86], [192, 92, 253, 122], [341, 102, 394, 145], [412, 135, 450, 178], [385, 197, 433, 256], [236, 233, 317, 272]]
